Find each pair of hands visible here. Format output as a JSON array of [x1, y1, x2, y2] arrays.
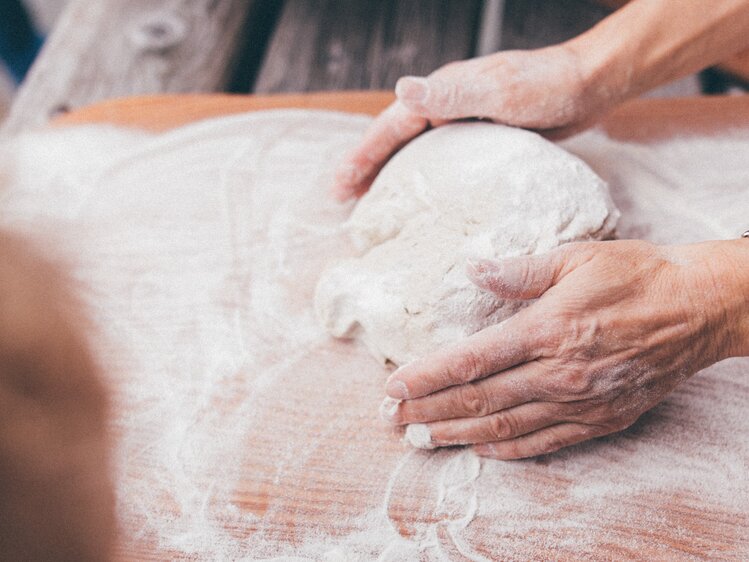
[[331, 37, 749, 458]]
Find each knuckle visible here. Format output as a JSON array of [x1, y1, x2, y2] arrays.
[[456, 383, 490, 418], [567, 400, 588, 415], [516, 259, 535, 289], [563, 369, 595, 397], [539, 430, 566, 455], [548, 367, 593, 398], [445, 349, 485, 385], [488, 410, 520, 441]]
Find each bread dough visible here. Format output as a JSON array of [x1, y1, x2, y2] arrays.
[[315, 123, 619, 366]]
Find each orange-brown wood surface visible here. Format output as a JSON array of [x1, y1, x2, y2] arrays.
[[54, 92, 749, 560], [53, 92, 396, 132], [55, 91, 749, 142]]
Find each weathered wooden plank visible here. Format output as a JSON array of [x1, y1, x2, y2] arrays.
[[4, 0, 276, 134], [501, 0, 609, 50], [254, 0, 483, 93], [53, 92, 749, 142], [476, 0, 505, 56]]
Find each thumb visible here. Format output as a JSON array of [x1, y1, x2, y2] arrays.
[[465, 248, 572, 300], [395, 68, 496, 120]]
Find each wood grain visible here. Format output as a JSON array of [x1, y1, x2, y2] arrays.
[[253, 0, 482, 93], [3, 0, 274, 134], [52, 92, 395, 132], [48, 91, 749, 561], [52, 92, 749, 144], [501, 0, 609, 50]]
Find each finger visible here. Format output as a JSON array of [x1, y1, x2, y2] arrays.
[[465, 249, 570, 300], [382, 360, 546, 425], [396, 74, 494, 120], [331, 101, 429, 201], [424, 401, 572, 447], [385, 308, 542, 400], [473, 423, 600, 460], [395, 59, 499, 120]]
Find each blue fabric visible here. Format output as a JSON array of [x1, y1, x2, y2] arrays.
[[0, 0, 43, 83]]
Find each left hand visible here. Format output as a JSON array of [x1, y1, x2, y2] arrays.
[[331, 44, 607, 202], [380, 239, 749, 459]]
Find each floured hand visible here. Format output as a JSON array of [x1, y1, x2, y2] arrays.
[[381, 239, 749, 459], [331, 44, 609, 201], [333, 0, 749, 202]]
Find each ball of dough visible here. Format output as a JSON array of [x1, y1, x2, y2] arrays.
[[315, 123, 619, 366]]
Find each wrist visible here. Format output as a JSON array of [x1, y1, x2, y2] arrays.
[[689, 239, 749, 360], [568, 0, 749, 103], [563, 24, 634, 117]]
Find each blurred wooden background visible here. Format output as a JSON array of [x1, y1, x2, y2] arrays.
[[2, 0, 748, 133]]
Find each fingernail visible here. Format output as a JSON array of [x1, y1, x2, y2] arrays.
[[385, 377, 409, 400], [379, 396, 401, 422], [335, 163, 361, 184], [405, 423, 435, 449], [465, 258, 496, 286], [331, 186, 353, 202], [396, 76, 429, 104], [465, 257, 485, 277], [333, 163, 362, 196]]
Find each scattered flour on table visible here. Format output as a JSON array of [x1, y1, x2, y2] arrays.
[[314, 122, 619, 366], [0, 111, 748, 560]]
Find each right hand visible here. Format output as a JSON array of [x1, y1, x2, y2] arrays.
[[332, 43, 617, 201]]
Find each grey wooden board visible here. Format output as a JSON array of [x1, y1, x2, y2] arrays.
[[476, 0, 506, 56], [501, 0, 609, 50], [4, 0, 273, 134], [254, 0, 483, 93]]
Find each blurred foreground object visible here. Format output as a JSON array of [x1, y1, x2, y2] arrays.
[[0, 232, 114, 561]]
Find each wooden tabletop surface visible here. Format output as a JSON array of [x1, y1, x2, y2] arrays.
[[52, 91, 749, 560], [55, 91, 749, 142]]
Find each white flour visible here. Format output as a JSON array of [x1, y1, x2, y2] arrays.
[[0, 111, 748, 560]]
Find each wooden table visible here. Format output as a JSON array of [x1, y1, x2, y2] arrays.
[[55, 90, 749, 141], [6, 0, 748, 134], [52, 91, 749, 560]]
